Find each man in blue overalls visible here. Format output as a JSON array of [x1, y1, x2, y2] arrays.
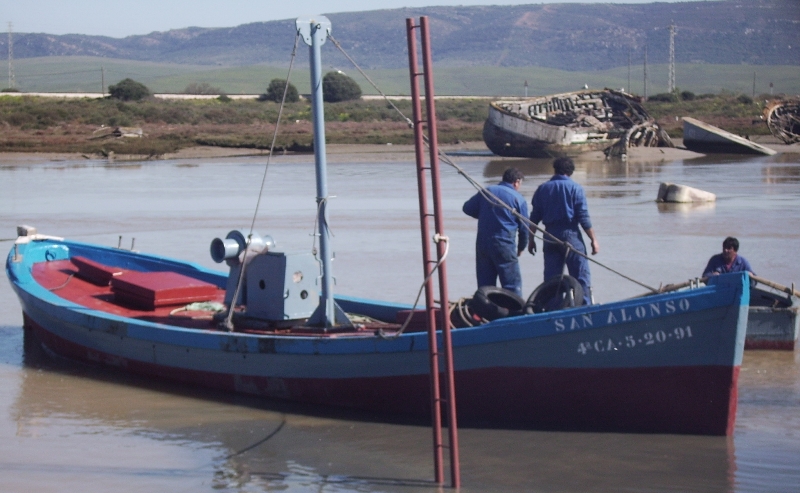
[[703, 236, 755, 277], [463, 167, 529, 297], [528, 157, 599, 305]]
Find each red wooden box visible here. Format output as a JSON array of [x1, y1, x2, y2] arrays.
[[111, 271, 219, 310], [72, 256, 125, 286]]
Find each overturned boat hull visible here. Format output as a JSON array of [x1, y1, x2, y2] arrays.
[[7, 235, 750, 435], [483, 89, 672, 158], [682, 117, 776, 155]]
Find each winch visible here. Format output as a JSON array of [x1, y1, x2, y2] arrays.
[[210, 230, 319, 321]]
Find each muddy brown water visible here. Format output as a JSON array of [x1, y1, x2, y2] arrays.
[[1, 151, 799, 492]]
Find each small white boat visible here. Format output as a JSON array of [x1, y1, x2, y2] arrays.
[[747, 276, 800, 350]]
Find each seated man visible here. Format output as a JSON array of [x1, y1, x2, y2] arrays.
[[703, 236, 755, 277]]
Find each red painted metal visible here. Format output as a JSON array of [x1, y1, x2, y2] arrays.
[[420, 18, 461, 489], [407, 16, 460, 488], [745, 340, 796, 350], [406, 17, 444, 486]]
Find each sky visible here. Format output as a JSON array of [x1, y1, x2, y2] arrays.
[[1, 0, 683, 38]]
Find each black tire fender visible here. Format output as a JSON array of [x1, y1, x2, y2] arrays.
[[468, 286, 526, 321], [525, 275, 585, 314]]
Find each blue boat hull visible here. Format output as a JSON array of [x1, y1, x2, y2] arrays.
[[7, 238, 749, 435]]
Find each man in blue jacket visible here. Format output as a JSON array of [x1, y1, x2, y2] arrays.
[[463, 167, 529, 296], [703, 237, 755, 277], [528, 157, 599, 305]]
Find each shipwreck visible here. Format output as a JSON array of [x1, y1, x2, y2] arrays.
[[482, 89, 673, 158], [765, 98, 800, 145]]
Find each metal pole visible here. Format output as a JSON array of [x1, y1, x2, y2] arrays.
[[420, 16, 460, 489], [298, 16, 336, 328], [627, 48, 631, 93], [406, 17, 444, 485], [643, 44, 648, 101]]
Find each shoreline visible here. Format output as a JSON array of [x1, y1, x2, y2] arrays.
[[0, 137, 796, 166]]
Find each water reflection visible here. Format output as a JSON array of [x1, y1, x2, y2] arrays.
[[762, 163, 800, 184], [13, 327, 741, 493], [656, 201, 717, 214], [484, 158, 554, 178]]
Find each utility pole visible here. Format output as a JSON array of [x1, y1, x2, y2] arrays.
[[7, 22, 15, 90], [643, 44, 648, 101], [627, 48, 631, 93], [668, 22, 676, 94], [524, 79, 528, 97]]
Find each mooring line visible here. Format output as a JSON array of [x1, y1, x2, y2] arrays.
[[222, 32, 302, 331], [329, 31, 660, 295]]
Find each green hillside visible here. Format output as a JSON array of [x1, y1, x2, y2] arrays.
[[10, 57, 800, 97]]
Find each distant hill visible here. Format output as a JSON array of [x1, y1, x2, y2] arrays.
[[1, 0, 797, 71]]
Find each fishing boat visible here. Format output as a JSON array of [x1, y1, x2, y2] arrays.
[[5, 17, 750, 437], [482, 89, 673, 158], [5, 231, 750, 435]]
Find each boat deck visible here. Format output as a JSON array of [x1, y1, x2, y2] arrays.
[[32, 259, 403, 337]]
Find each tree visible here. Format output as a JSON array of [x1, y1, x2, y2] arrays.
[[108, 78, 151, 101], [322, 71, 361, 103], [259, 79, 299, 103]]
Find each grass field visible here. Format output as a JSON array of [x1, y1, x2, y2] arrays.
[[8, 57, 800, 98]]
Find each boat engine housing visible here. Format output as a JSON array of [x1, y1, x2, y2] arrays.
[[245, 251, 320, 321]]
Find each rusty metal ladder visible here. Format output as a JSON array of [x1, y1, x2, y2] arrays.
[[406, 16, 461, 489]]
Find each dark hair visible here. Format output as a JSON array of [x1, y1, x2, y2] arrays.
[[502, 167, 524, 184], [722, 237, 739, 252], [553, 157, 575, 176]]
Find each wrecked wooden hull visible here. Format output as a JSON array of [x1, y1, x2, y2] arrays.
[[483, 89, 672, 158], [765, 99, 800, 145]]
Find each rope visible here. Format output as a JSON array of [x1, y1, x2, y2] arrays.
[[378, 235, 450, 339], [48, 273, 75, 291], [309, 196, 335, 259], [439, 149, 659, 293], [221, 32, 302, 331], [329, 30, 660, 297], [328, 34, 414, 129]]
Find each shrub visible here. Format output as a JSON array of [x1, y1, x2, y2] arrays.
[[737, 94, 754, 105], [322, 71, 362, 102], [1, 87, 20, 93], [108, 78, 151, 101], [680, 91, 696, 101], [260, 79, 299, 103], [647, 92, 678, 103], [183, 82, 221, 95], [217, 94, 232, 103]]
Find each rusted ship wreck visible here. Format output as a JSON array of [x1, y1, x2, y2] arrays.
[[483, 89, 673, 158], [765, 98, 800, 144]]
